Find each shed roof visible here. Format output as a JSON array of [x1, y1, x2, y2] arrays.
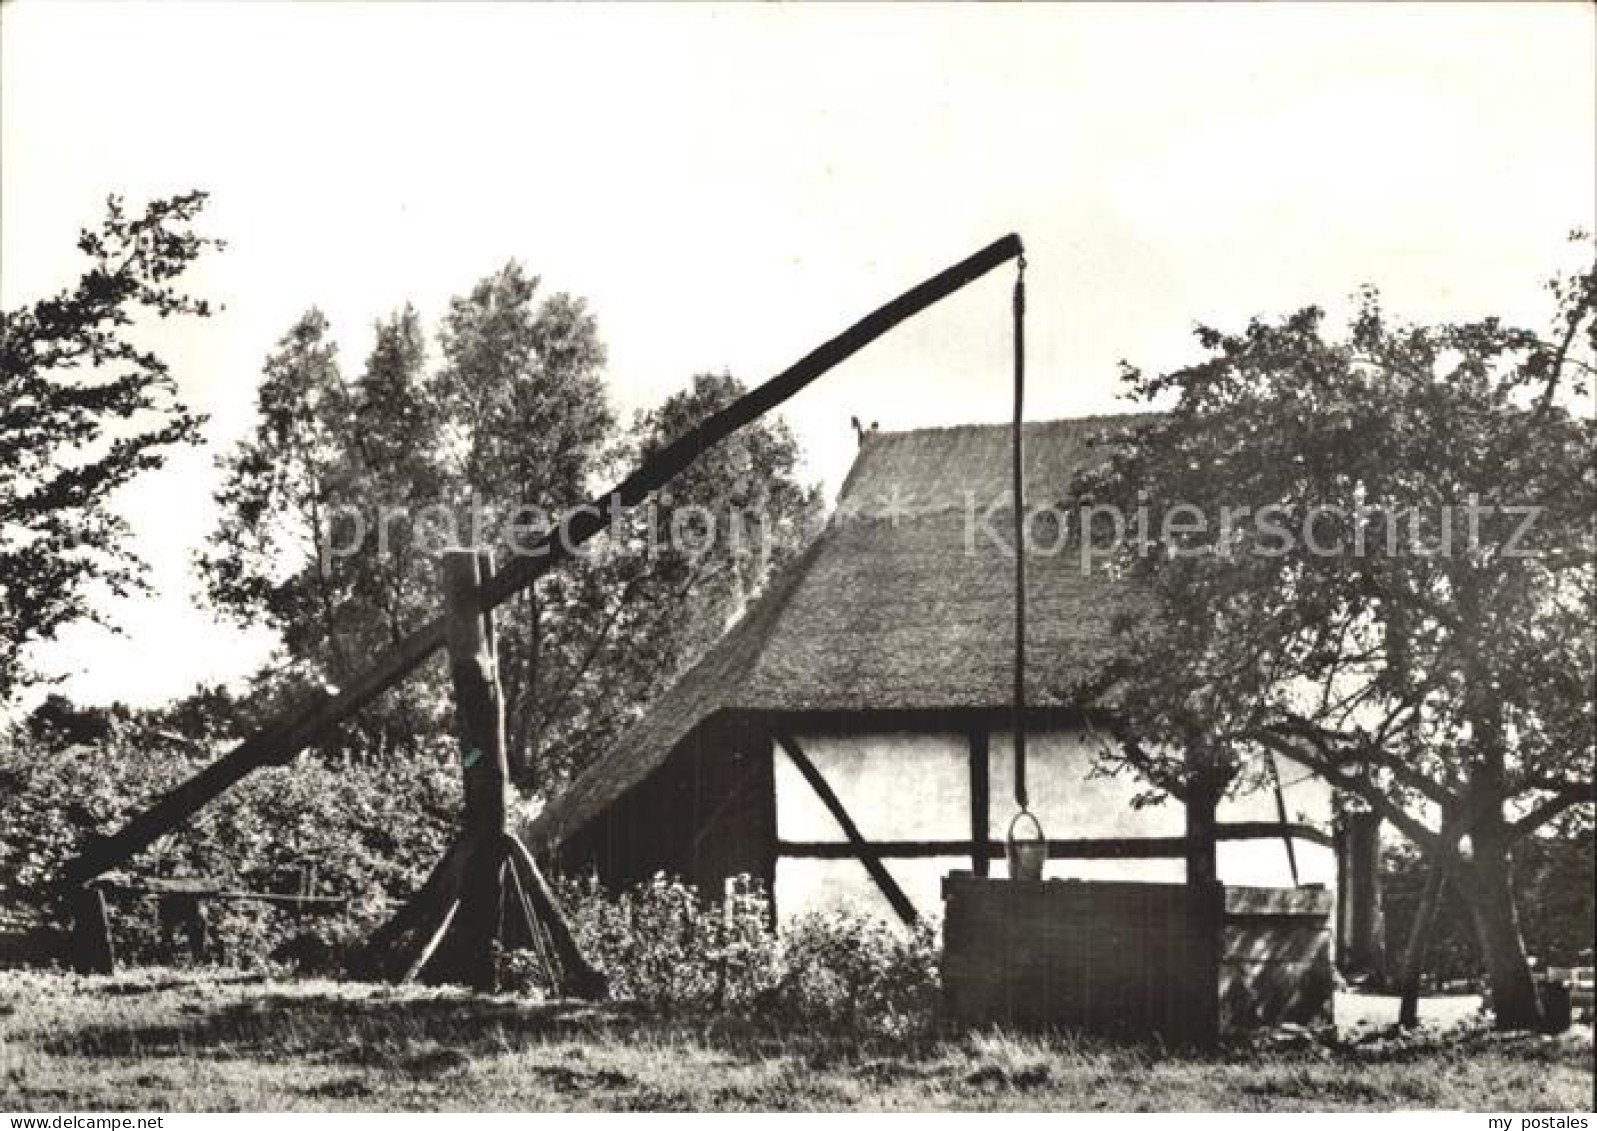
[[525, 413, 1148, 849]]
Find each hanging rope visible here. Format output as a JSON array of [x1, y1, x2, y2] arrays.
[[1011, 254, 1028, 812]]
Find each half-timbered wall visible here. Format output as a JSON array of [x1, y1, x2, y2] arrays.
[[554, 715, 1336, 928], [775, 724, 1334, 923]]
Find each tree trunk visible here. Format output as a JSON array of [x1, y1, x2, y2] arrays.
[[442, 548, 511, 991], [1462, 831, 1544, 1030], [351, 548, 606, 999], [1184, 751, 1222, 890], [1339, 808, 1387, 985], [1183, 745, 1223, 1050]]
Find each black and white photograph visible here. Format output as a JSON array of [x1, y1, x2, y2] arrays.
[[1, 0, 1593, 1117]]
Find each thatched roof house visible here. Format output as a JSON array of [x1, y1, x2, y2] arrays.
[[527, 416, 1334, 922]]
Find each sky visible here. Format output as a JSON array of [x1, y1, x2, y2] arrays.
[[3, 1, 1594, 709]]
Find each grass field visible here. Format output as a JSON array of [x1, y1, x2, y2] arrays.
[[1, 969, 1591, 1111]]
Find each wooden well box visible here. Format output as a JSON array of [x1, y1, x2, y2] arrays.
[[941, 874, 1334, 1045]]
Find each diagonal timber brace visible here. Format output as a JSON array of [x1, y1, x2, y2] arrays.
[[56, 233, 1026, 892]]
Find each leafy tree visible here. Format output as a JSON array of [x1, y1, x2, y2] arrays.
[[430, 263, 614, 782], [200, 306, 450, 759], [624, 371, 823, 664], [510, 372, 823, 790], [1074, 255, 1596, 1029], [201, 265, 820, 797], [202, 311, 352, 670], [1, 192, 218, 703], [342, 305, 445, 653]]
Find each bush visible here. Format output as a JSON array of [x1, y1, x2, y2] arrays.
[[767, 910, 941, 1040], [559, 873, 779, 1011], [556, 873, 941, 1039], [0, 723, 460, 971]]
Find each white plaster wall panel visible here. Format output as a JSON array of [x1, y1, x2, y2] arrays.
[[776, 858, 886, 921], [987, 728, 1186, 842], [770, 725, 1339, 918], [1216, 840, 1337, 888], [775, 731, 969, 841], [775, 855, 966, 923], [1214, 755, 1333, 831]]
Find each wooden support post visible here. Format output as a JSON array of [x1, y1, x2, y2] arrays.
[[1398, 857, 1449, 1028], [447, 549, 509, 839], [505, 836, 608, 999], [1340, 808, 1387, 984], [442, 548, 511, 992], [69, 886, 115, 975], [968, 728, 990, 877], [354, 548, 605, 999]]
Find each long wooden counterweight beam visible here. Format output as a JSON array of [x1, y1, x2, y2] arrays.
[[57, 232, 1025, 891]]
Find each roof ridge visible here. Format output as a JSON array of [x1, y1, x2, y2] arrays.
[[865, 411, 1155, 440]]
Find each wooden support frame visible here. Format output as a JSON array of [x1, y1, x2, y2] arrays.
[[353, 550, 606, 997], [774, 732, 918, 926], [56, 235, 1025, 894]]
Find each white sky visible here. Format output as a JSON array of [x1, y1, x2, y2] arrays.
[[3, 1, 1594, 709]]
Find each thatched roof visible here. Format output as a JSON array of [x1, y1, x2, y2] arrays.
[[525, 414, 1147, 849]]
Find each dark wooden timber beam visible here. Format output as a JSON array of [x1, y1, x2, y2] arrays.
[[56, 234, 1025, 892], [58, 618, 445, 889], [90, 882, 347, 908], [776, 822, 1334, 860], [774, 733, 919, 926], [480, 233, 1025, 608], [1219, 821, 1334, 849], [968, 728, 990, 876]]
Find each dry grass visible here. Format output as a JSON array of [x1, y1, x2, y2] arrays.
[[1, 968, 1590, 1112]]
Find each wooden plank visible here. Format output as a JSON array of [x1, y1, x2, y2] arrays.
[[781, 840, 982, 859], [1264, 750, 1300, 885], [56, 234, 1026, 892], [785, 838, 1189, 859], [774, 733, 918, 926]]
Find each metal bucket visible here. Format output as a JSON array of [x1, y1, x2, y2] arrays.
[[1006, 810, 1047, 881]]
